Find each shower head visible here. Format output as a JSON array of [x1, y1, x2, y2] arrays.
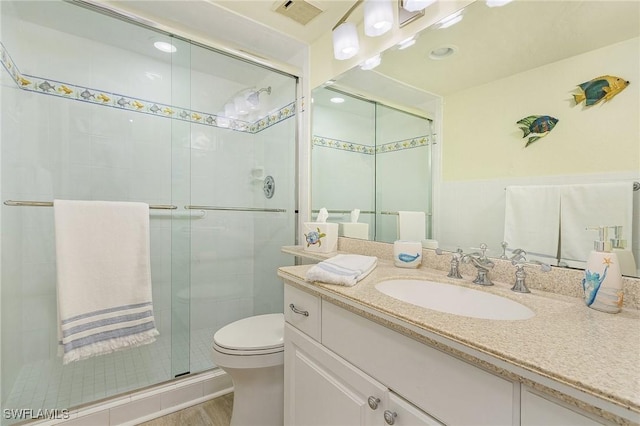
[[247, 86, 271, 109]]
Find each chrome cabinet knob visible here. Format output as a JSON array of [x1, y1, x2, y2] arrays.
[[367, 396, 380, 410], [289, 303, 309, 317], [384, 410, 397, 425]]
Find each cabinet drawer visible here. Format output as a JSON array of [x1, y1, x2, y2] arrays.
[[284, 284, 321, 341], [322, 302, 515, 426]]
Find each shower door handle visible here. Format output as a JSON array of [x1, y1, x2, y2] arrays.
[[289, 303, 309, 317]]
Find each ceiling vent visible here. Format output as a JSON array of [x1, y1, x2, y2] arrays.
[[274, 0, 323, 25]]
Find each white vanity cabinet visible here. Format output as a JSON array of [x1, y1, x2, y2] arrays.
[[521, 387, 604, 426], [284, 283, 515, 425]]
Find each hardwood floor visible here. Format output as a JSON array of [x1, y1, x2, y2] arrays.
[[138, 393, 233, 426]]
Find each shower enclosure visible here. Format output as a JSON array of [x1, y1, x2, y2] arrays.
[[0, 1, 297, 423]]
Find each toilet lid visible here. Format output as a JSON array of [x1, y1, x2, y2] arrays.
[[213, 313, 284, 352]]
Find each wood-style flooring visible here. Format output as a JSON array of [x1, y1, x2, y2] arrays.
[[137, 393, 233, 426]]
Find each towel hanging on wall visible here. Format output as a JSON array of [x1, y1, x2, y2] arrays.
[[560, 182, 634, 268], [504, 185, 561, 264], [54, 200, 159, 364], [397, 211, 426, 241]]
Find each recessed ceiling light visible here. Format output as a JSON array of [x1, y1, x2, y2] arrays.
[[154, 41, 177, 53], [429, 45, 458, 60], [330, 97, 345, 104]]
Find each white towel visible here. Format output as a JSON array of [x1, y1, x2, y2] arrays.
[[306, 254, 378, 287], [397, 211, 426, 241], [560, 182, 634, 268], [54, 200, 159, 364], [504, 185, 561, 265]]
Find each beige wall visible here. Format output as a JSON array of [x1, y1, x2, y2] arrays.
[[442, 37, 639, 181]]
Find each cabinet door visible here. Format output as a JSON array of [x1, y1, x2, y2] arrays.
[[285, 324, 387, 426], [521, 388, 603, 426], [384, 392, 445, 426]]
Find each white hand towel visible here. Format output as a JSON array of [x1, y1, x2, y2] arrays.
[[306, 254, 378, 287], [54, 200, 159, 364], [504, 185, 561, 265], [560, 182, 634, 268], [397, 211, 426, 241]]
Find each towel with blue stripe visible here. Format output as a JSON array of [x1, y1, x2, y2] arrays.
[[305, 254, 378, 287], [54, 200, 159, 364]]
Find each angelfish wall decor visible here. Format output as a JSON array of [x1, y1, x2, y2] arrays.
[[573, 75, 630, 107], [516, 115, 559, 147]]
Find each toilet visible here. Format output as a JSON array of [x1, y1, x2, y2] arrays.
[[211, 313, 284, 426]]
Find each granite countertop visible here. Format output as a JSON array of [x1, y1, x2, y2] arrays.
[[278, 259, 640, 423]]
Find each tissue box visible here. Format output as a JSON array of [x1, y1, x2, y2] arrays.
[[394, 240, 422, 268], [303, 222, 338, 253], [339, 223, 369, 240]]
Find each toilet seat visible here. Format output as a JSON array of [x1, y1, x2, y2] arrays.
[[213, 313, 284, 356]]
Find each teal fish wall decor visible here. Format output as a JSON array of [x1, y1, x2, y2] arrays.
[[516, 115, 559, 147], [573, 75, 629, 107]]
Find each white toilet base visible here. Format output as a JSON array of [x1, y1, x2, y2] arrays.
[[225, 363, 284, 426]]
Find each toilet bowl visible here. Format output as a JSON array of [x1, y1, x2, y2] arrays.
[[211, 313, 284, 426]]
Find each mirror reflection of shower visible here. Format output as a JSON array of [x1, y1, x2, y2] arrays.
[[219, 86, 272, 126]]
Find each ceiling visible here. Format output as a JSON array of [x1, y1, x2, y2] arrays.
[[329, 0, 639, 113], [103, 0, 357, 63]]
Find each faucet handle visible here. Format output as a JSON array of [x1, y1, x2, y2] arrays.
[[470, 243, 490, 259], [436, 248, 464, 279], [510, 259, 551, 293]]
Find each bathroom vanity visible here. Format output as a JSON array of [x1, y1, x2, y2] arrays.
[[279, 247, 640, 425]]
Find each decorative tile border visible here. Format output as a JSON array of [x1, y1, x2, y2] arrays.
[[312, 136, 375, 155], [0, 42, 295, 134], [313, 134, 432, 155], [376, 135, 432, 153]]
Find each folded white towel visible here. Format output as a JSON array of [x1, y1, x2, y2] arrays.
[[504, 185, 561, 265], [397, 211, 426, 241], [306, 254, 378, 287], [560, 182, 634, 268], [54, 200, 159, 364]]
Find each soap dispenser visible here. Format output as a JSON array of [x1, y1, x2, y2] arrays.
[[582, 226, 623, 314], [610, 226, 637, 276]]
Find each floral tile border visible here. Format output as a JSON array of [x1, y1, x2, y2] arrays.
[[313, 134, 432, 155], [0, 42, 295, 134], [376, 135, 432, 153]]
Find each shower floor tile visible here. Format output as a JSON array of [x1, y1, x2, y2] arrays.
[[2, 328, 217, 426]]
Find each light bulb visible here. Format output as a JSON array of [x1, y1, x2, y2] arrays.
[[332, 22, 359, 60], [364, 0, 393, 37]]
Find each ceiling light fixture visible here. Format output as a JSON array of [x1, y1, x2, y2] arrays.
[[332, 22, 360, 60], [153, 41, 177, 53], [332, 0, 398, 60], [429, 45, 457, 60], [360, 54, 381, 70], [437, 10, 463, 29], [397, 36, 416, 50], [486, 0, 513, 7], [330, 97, 345, 104], [364, 0, 394, 37], [402, 0, 436, 12]]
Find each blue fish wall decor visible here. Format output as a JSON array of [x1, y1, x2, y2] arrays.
[[516, 115, 559, 147], [573, 75, 629, 107]]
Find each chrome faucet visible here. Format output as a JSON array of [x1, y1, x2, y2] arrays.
[[510, 257, 551, 293], [436, 248, 464, 279], [461, 243, 494, 286]]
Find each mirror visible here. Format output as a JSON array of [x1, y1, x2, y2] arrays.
[[312, 0, 640, 277], [311, 88, 433, 243]]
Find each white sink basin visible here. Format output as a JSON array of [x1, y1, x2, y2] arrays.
[[375, 279, 534, 320]]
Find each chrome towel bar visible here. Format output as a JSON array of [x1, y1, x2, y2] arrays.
[[184, 205, 286, 213], [4, 200, 177, 209]]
